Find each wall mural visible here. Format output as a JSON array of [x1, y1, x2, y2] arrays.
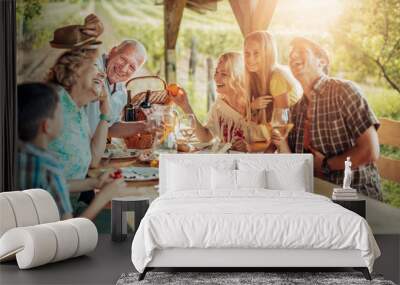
[[15, 0, 400, 234]]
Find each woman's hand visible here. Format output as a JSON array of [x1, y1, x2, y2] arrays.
[[170, 88, 192, 113], [99, 88, 110, 116], [93, 72, 109, 116], [250, 95, 273, 110], [81, 14, 104, 37], [271, 129, 286, 148], [232, 139, 250, 152], [271, 129, 291, 153]]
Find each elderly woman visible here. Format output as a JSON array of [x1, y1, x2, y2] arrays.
[[47, 48, 108, 180], [47, 48, 124, 219]]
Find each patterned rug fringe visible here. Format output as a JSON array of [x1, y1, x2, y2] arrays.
[[116, 271, 395, 285]]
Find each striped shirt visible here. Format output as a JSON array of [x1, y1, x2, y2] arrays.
[[17, 143, 73, 217], [288, 76, 382, 200]]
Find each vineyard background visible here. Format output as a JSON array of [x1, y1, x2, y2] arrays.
[[16, 0, 400, 208]]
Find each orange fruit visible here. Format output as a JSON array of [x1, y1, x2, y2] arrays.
[[150, 159, 159, 168], [166, 83, 180, 97]]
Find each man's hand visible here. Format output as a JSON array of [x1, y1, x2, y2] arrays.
[[81, 14, 104, 37], [309, 146, 325, 178], [250, 95, 273, 110]]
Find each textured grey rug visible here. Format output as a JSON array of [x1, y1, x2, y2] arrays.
[[116, 271, 395, 285]]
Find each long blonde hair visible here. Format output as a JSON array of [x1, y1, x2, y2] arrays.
[[244, 31, 298, 123], [47, 48, 98, 92], [216, 52, 246, 115]]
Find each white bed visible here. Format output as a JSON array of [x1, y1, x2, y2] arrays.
[[131, 154, 380, 280]]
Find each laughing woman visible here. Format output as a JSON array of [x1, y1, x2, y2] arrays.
[[171, 52, 264, 152], [47, 48, 126, 220], [244, 31, 301, 125]]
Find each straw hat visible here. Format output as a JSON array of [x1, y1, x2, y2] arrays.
[[49, 25, 102, 49]]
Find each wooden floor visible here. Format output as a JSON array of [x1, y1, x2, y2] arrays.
[[0, 234, 398, 285], [0, 235, 134, 285]]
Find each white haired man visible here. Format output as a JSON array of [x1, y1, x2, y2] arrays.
[[85, 39, 149, 139]]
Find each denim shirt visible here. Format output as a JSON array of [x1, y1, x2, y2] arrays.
[[85, 54, 127, 136], [49, 86, 92, 180]]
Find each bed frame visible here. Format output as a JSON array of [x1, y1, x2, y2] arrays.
[[140, 248, 370, 280], [139, 154, 371, 281]]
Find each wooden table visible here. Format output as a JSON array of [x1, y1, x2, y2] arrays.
[[89, 157, 159, 201]]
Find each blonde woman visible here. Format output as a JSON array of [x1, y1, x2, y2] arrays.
[[171, 52, 262, 152], [244, 31, 300, 124]]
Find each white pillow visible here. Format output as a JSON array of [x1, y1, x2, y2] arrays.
[[236, 169, 267, 189], [211, 168, 236, 190], [167, 162, 211, 191], [266, 163, 307, 191]]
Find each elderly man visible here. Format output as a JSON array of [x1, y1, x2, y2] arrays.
[[85, 39, 149, 138], [273, 37, 382, 200]]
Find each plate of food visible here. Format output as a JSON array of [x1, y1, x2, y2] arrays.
[[137, 150, 158, 162], [102, 148, 139, 159], [120, 167, 159, 181]]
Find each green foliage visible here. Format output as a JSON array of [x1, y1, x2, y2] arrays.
[[115, 23, 164, 74], [332, 0, 400, 93], [179, 29, 242, 59], [17, 0, 87, 49], [16, 0, 45, 25], [363, 85, 400, 120], [382, 180, 400, 208], [381, 145, 400, 160], [16, 0, 47, 46]]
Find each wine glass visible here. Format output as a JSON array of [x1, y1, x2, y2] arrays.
[[179, 114, 196, 144], [271, 108, 291, 137], [147, 117, 163, 151], [162, 112, 177, 138]]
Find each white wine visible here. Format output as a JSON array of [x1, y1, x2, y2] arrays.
[[271, 123, 294, 136]]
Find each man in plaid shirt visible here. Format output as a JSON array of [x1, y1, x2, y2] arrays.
[[273, 37, 382, 200]]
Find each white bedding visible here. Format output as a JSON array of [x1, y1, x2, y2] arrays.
[[131, 190, 380, 273]]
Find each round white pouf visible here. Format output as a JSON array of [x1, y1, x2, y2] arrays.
[[42, 221, 79, 262], [24, 189, 60, 224], [0, 196, 17, 237], [0, 226, 57, 269], [1, 192, 39, 227], [64, 218, 98, 257]]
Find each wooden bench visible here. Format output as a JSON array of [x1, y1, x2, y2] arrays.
[[376, 118, 400, 184]]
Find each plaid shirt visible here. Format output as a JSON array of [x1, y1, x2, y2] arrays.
[[17, 143, 73, 217], [288, 76, 382, 200]]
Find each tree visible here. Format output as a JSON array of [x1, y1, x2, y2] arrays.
[[332, 0, 400, 94]]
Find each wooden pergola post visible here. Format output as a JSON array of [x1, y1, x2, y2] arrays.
[[164, 0, 187, 83], [229, 0, 278, 36]]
